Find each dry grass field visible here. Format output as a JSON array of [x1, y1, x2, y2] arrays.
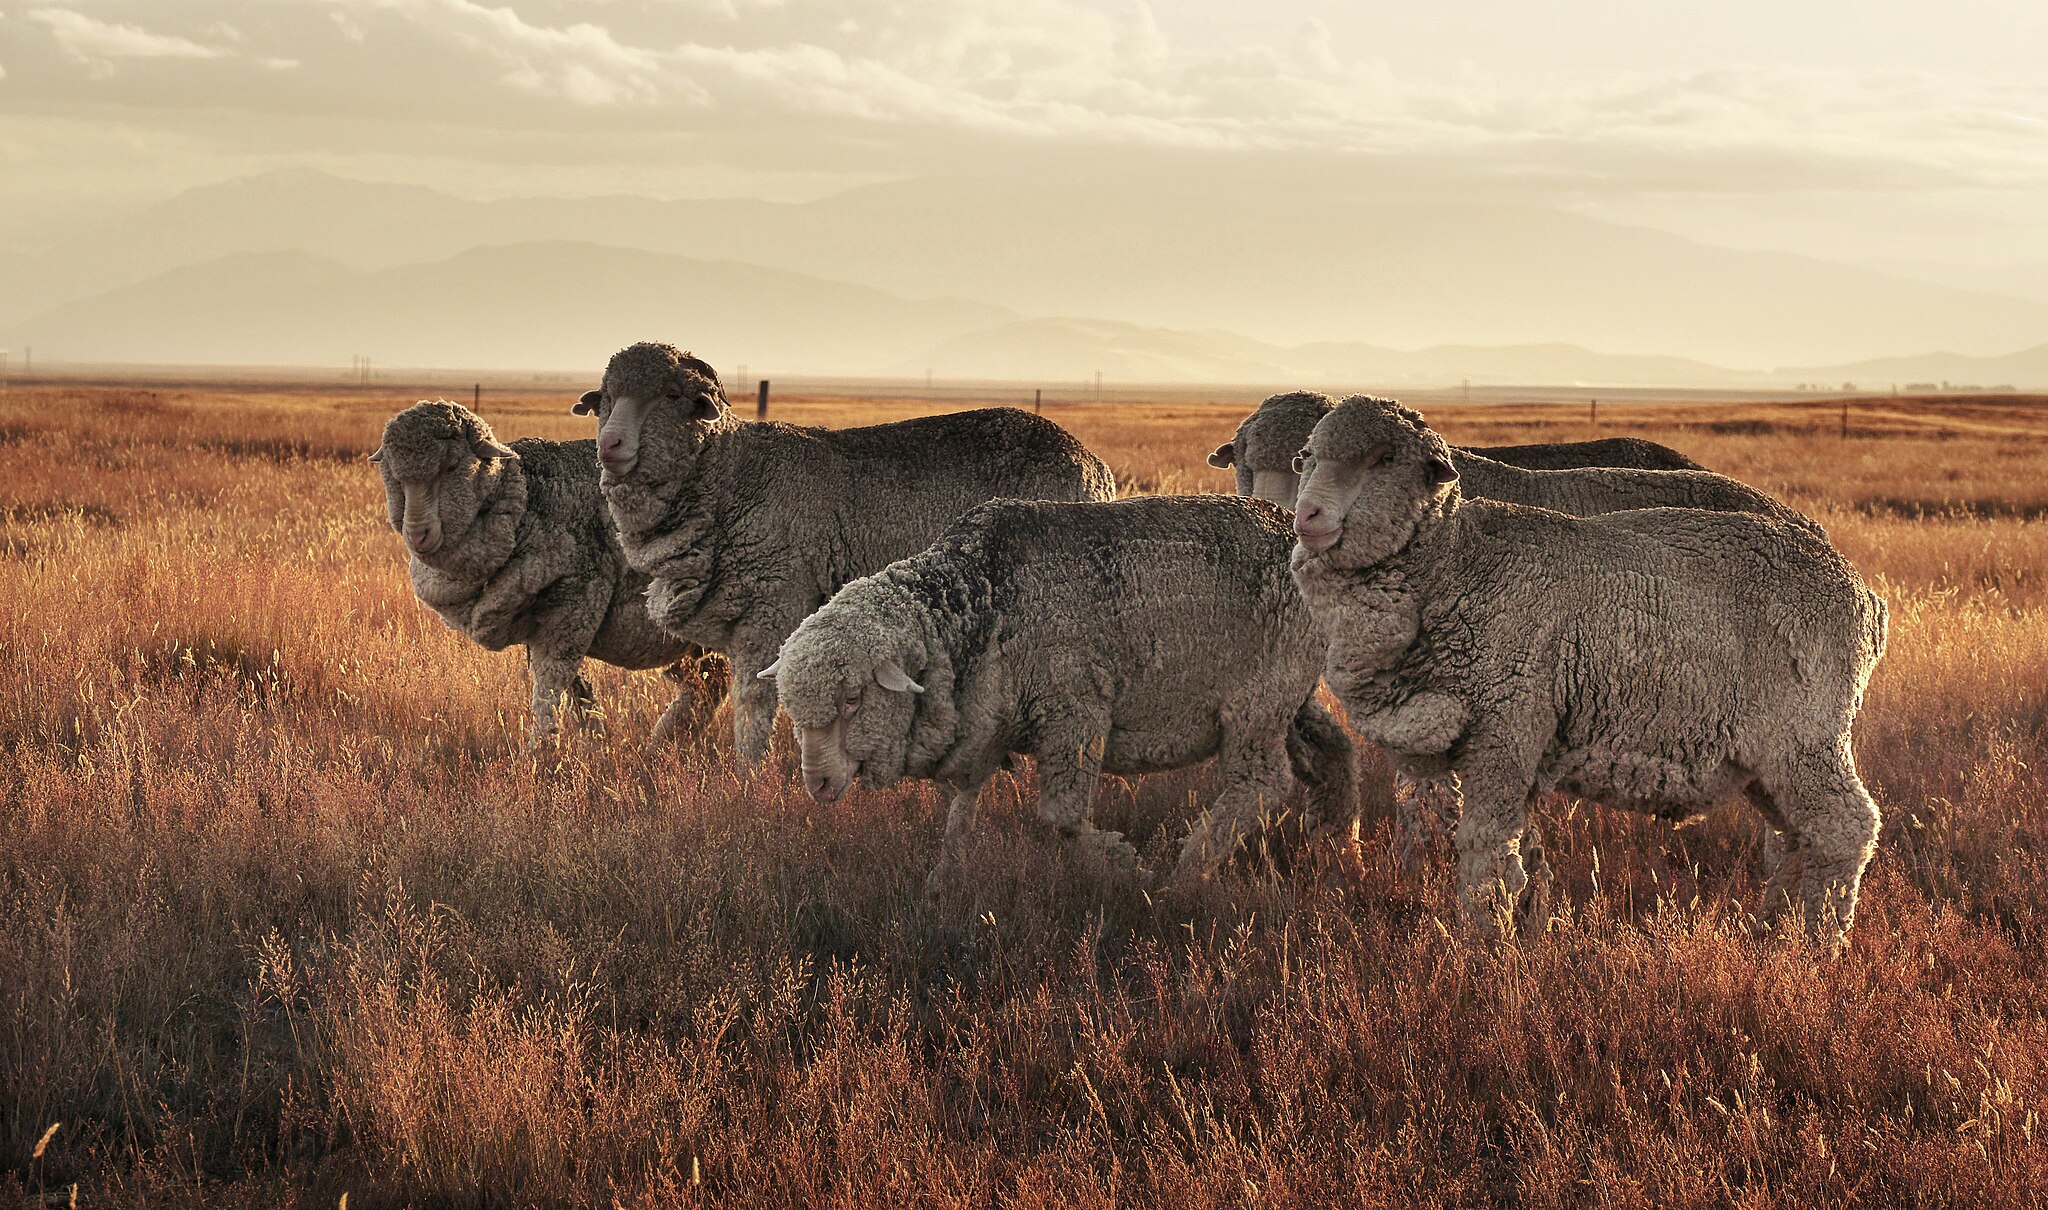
[[3, 381, 2047, 1207]]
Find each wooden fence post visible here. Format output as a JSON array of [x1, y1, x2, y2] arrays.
[[757, 379, 770, 420]]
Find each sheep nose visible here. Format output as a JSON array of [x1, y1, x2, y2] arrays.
[[804, 772, 841, 803], [1293, 501, 1325, 533]]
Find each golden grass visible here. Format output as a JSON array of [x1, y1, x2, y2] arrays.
[[4, 384, 2048, 1207]]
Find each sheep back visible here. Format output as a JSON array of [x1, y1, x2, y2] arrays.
[[822, 494, 1328, 786]]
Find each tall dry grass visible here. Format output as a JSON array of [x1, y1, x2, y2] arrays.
[[2, 384, 2047, 1207]]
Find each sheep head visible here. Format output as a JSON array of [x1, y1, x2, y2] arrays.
[[1215, 391, 1337, 509], [1292, 395, 1458, 567], [759, 603, 928, 803], [371, 400, 520, 558], [574, 342, 731, 481]]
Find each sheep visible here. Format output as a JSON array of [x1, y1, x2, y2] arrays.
[[1207, 391, 1707, 511], [372, 400, 727, 749], [1464, 436, 1704, 472], [757, 495, 1358, 891], [1288, 395, 1887, 948], [577, 342, 1116, 766], [1211, 391, 1820, 865]]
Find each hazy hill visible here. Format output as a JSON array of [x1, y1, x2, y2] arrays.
[[9, 168, 2046, 368], [1777, 343, 2048, 390], [0, 242, 1014, 374], [894, 318, 1758, 387]]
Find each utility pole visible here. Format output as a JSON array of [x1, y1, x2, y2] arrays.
[[757, 378, 770, 420], [0, 349, 8, 392], [1094, 370, 1102, 401], [1461, 377, 1470, 403]]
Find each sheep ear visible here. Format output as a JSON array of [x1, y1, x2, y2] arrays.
[[573, 390, 603, 416], [1207, 441, 1235, 469], [473, 437, 519, 461], [873, 658, 924, 694], [691, 393, 724, 423], [367, 446, 384, 463], [1429, 457, 1458, 484], [756, 659, 780, 681]]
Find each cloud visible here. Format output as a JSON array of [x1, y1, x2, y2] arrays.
[[29, 7, 230, 65], [1, 0, 2042, 198]]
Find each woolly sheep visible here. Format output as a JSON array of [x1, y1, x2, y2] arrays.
[[372, 400, 726, 749], [1213, 390, 1820, 864], [577, 343, 1116, 766], [1207, 390, 1708, 511], [1289, 396, 1887, 948], [759, 495, 1358, 890]]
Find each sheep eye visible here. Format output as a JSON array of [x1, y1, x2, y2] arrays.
[[665, 390, 684, 401]]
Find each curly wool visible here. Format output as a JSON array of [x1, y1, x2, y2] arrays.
[[586, 341, 1117, 765], [770, 495, 1359, 886], [374, 400, 720, 747], [1210, 390, 1714, 505], [1290, 395, 1887, 947]]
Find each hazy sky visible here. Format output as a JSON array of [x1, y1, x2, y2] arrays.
[[2, 0, 2044, 268]]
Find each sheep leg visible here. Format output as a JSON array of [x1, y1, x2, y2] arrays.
[[1743, 785, 1811, 931], [525, 651, 586, 750], [1516, 819, 1555, 939], [567, 674, 605, 736], [1448, 728, 1545, 943], [1035, 714, 1140, 880], [925, 780, 988, 896], [647, 655, 725, 750], [1174, 730, 1293, 885], [1287, 699, 1364, 878], [1395, 769, 1460, 873], [728, 629, 792, 770], [1753, 747, 1880, 951]]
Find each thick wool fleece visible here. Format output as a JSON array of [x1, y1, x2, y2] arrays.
[[1209, 391, 1712, 505], [1465, 436, 1704, 472], [770, 495, 1358, 888], [584, 342, 1117, 765], [374, 400, 722, 747], [1290, 395, 1887, 947]]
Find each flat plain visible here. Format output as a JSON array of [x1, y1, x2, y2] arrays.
[[3, 381, 2046, 1207]]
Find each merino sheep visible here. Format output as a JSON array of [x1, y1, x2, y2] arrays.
[[1213, 390, 1819, 864], [372, 400, 727, 748], [1289, 395, 1887, 948], [1464, 436, 1704, 472], [759, 495, 1357, 890], [577, 342, 1116, 765], [1207, 390, 1706, 510]]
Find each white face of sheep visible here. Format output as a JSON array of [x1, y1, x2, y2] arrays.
[[368, 432, 518, 556], [1292, 436, 1458, 555], [1208, 438, 1307, 509], [756, 650, 925, 803], [574, 379, 721, 480], [1289, 444, 1383, 553]]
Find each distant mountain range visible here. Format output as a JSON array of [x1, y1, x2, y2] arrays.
[[6, 240, 2043, 388], [0, 243, 1013, 374], [3, 168, 2045, 374], [887, 317, 1753, 387]]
